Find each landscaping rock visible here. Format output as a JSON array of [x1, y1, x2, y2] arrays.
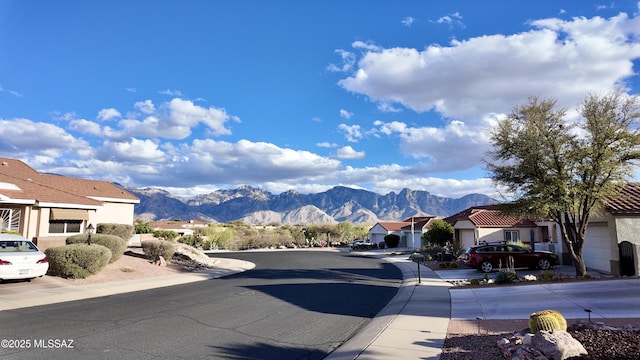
[[530, 330, 587, 360], [153, 255, 167, 267]]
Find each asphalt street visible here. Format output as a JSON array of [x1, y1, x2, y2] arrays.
[[0, 251, 403, 360]]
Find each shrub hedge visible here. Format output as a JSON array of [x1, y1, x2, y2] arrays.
[[97, 223, 134, 241], [495, 270, 519, 284], [45, 244, 112, 279], [66, 234, 128, 263], [141, 239, 175, 261]]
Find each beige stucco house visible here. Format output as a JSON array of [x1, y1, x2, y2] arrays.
[[0, 157, 139, 249], [444, 206, 558, 253], [369, 216, 441, 249], [562, 183, 640, 276], [447, 185, 640, 276]]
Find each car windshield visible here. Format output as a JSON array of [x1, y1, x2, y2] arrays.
[[0, 240, 38, 252]]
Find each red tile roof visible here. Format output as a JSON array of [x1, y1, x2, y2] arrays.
[[376, 221, 409, 231], [445, 206, 536, 228], [606, 183, 640, 213], [468, 209, 537, 227], [400, 216, 440, 230], [0, 157, 138, 207]]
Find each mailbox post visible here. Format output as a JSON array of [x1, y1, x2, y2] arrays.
[[411, 253, 425, 284]]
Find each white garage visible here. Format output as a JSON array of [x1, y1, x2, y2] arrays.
[[582, 223, 613, 273]]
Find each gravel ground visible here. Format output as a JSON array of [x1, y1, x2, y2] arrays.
[[56, 244, 215, 285], [441, 319, 640, 359]]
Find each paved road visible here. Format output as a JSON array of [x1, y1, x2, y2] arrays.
[[0, 251, 402, 360]]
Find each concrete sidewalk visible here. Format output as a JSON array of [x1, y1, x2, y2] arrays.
[[328, 251, 640, 360], [327, 254, 452, 360]]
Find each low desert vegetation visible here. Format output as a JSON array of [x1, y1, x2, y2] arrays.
[[66, 234, 128, 263], [45, 244, 112, 279], [141, 239, 175, 261], [135, 220, 371, 250]]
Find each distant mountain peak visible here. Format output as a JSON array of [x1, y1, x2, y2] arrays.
[[129, 186, 497, 224]]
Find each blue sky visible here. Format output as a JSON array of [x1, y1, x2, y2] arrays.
[[1, 1, 640, 198]]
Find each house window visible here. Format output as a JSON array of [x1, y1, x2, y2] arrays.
[[504, 230, 519, 242], [49, 220, 82, 234], [0, 208, 21, 232]]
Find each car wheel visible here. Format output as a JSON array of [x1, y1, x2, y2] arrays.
[[480, 261, 493, 273], [538, 258, 551, 270]]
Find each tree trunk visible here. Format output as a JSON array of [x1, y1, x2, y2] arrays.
[[557, 215, 587, 277]]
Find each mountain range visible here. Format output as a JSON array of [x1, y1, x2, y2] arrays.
[[129, 185, 497, 225]]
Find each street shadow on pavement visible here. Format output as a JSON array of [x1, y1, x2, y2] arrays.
[[209, 342, 328, 360], [221, 262, 402, 282], [245, 282, 398, 317]]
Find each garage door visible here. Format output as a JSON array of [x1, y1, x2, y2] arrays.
[[583, 224, 612, 273], [459, 230, 475, 251]]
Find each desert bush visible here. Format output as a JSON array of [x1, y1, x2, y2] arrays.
[[66, 234, 127, 263], [384, 234, 400, 248], [134, 220, 152, 234], [45, 244, 111, 279], [97, 223, 134, 241], [178, 234, 203, 247], [449, 261, 459, 268], [539, 269, 555, 281], [495, 270, 519, 284], [152, 230, 180, 241], [438, 262, 448, 268], [469, 278, 481, 286], [141, 239, 175, 261]]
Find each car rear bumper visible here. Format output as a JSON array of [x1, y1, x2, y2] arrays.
[[0, 264, 48, 280]]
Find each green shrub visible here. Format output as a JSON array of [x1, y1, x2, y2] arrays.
[[66, 234, 127, 263], [134, 220, 152, 234], [583, 274, 593, 280], [97, 223, 134, 241], [384, 234, 400, 248], [438, 262, 448, 268], [421, 245, 446, 257], [529, 309, 567, 333], [152, 230, 180, 241], [141, 239, 175, 261], [540, 269, 555, 281], [495, 271, 519, 284], [178, 234, 203, 247], [469, 278, 481, 286], [45, 244, 112, 279], [449, 262, 459, 268]]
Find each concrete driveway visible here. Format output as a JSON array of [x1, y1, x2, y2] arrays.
[[449, 277, 640, 320]]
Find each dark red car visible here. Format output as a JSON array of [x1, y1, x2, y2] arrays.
[[464, 243, 559, 273]]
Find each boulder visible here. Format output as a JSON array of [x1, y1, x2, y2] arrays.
[[153, 255, 167, 267], [531, 330, 587, 360]]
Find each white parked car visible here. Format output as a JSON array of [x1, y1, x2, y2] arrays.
[[0, 234, 49, 281]]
